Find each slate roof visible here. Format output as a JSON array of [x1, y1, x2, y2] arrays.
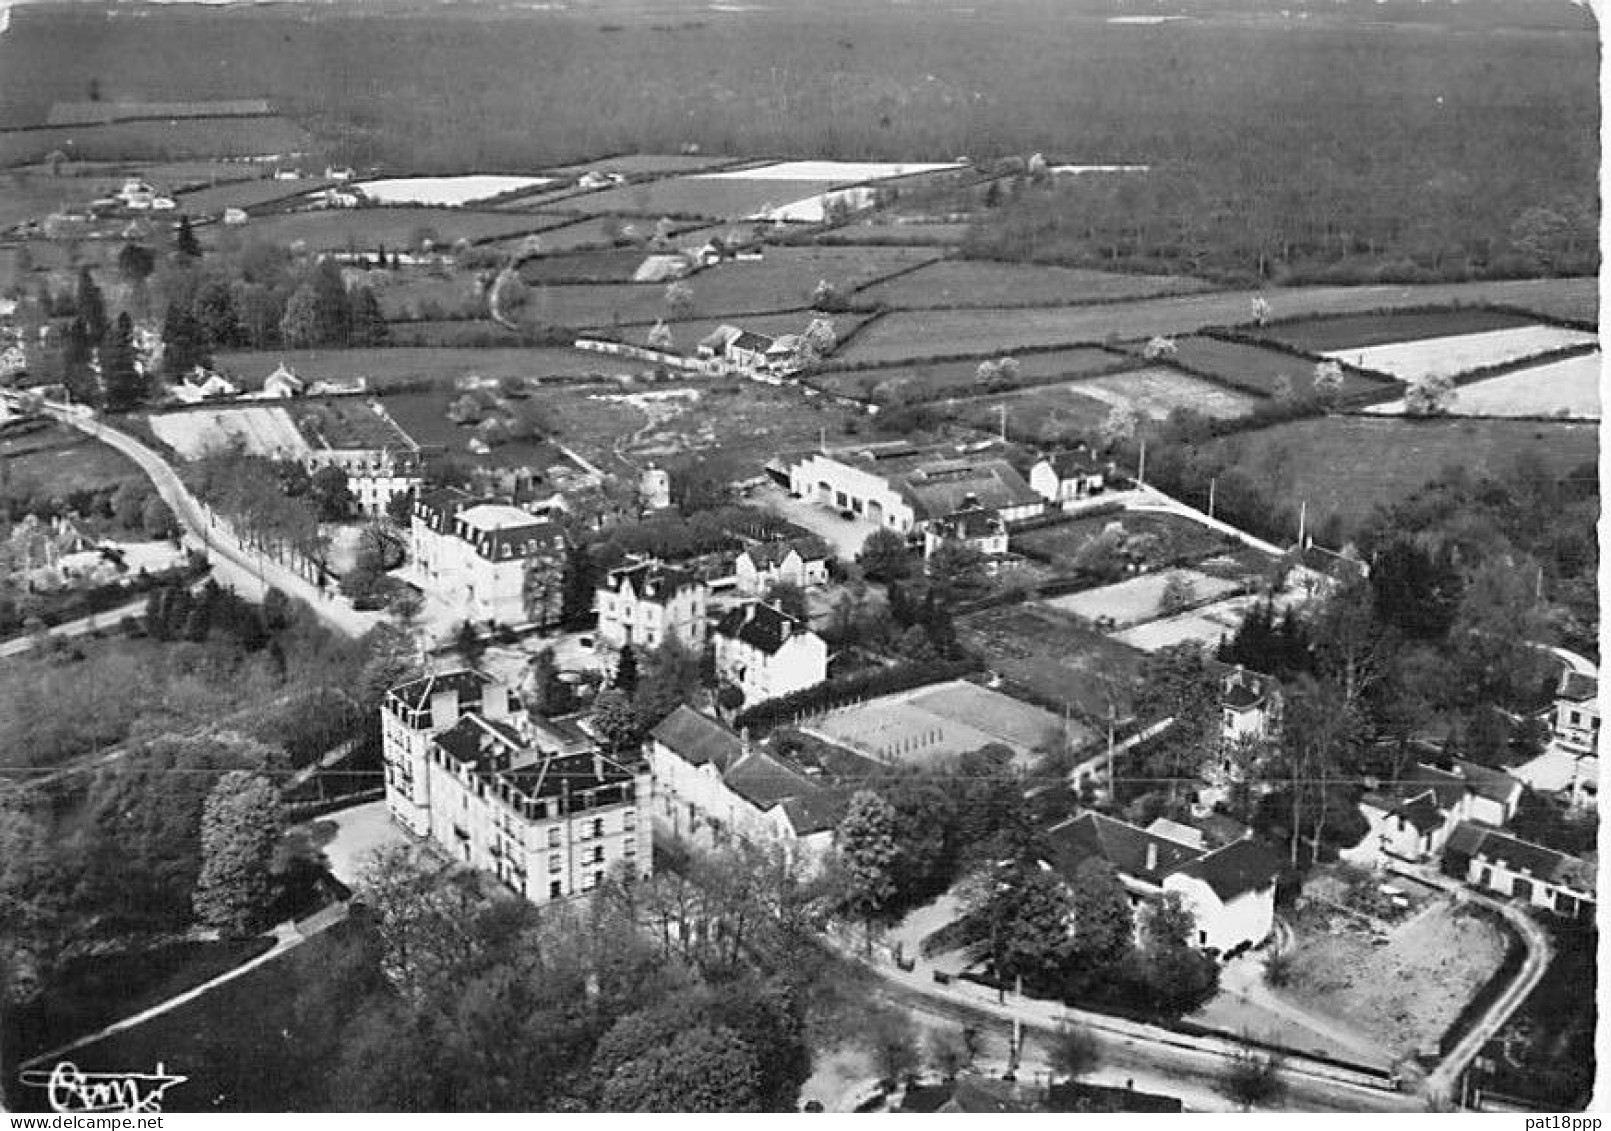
[[607, 559, 699, 601], [724, 750, 845, 833], [650, 704, 744, 771], [896, 458, 1040, 520], [454, 504, 563, 561], [730, 330, 774, 353], [1559, 670, 1598, 704], [1209, 662, 1276, 711], [1042, 448, 1104, 479], [1452, 758, 1524, 807], [715, 601, 807, 655], [699, 324, 743, 352], [740, 537, 827, 570], [933, 507, 1005, 542], [1046, 812, 1203, 888], [436, 712, 525, 767], [1445, 821, 1596, 896], [1171, 837, 1283, 901], [388, 668, 493, 713]]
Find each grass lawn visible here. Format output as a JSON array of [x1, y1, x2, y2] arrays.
[[538, 153, 752, 178], [958, 602, 1146, 721], [944, 381, 1115, 445], [835, 279, 1602, 366], [1040, 568, 1243, 628], [481, 214, 711, 254], [1277, 895, 1508, 1060], [1259, 307, 1539, 353], [1134, 334, 1392, 399], [212, 347, 649, 391], [0, 115, 311, 167], [7, 937, 277, 1064], [1479, 921, 1596, 1110], [9, 923, 365, 1113], [814, 346, 1128, 403], [857, 258, 1215, 309], [378, 389, 574, 472], [371, 269, 488, 320], [182, 177, 333, 220], [516, 246, 662, 283], [1, 421, 144, 495], [1202, 416, 1600, 533], [549, 174, 853, 220], [819, 221, 973, 246]]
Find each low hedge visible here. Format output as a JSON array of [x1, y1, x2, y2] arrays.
[[732, 657, 981, 734]]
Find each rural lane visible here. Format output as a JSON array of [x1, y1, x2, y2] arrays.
[[38, 403, 380, 639], [0, 595, 148, 659]]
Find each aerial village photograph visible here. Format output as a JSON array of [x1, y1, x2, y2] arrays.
[[0, 0, 1599, 1116]]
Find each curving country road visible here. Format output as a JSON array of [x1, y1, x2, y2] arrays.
[[37, 403, 381, 639]]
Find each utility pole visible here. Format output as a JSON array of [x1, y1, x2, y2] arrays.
[[1297, 499, 1307, 546], [1208, 475, 1217, 520], [1137, 437, 1147, 487], [996, 404, 1007, 445]]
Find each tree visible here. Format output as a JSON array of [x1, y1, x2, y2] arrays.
[[1219, 1049, 1284, 1110], [858, 526, 912, 582], [975, 862, 1074, 984], [141, 495, 177, 540], [926, 1026, 972, 1081], [117, 242, 155, 282], [1312, 359, 1344, 406], [613, 643, 640, 693], [280, 282, 320, 348], [193, 771, 284, 935], [309, 465, 355, 521], [1072, 525, 1126, 582], [1048, 1023, 1100, 1081], [1447, 556, 1552, 711], [348, 285, 389, 346], [591, 688, 642, 754], [1065, 857, 1133, 971], [1142, 336, 1178, 361], [161, 300, 208, 378], [862, 1008, 919, 1088], [1131, 892, 1218, 1015], [1159, 572, 1196, 615], [765, 580, 810, 622], [1133, 644, 1221, 802], [926, 538, 986, 603], [1098, 402, 1138, 450], [309, 259, 352, 345], [601, 1024, 764, 1112], [1403, 371, 1456, 416], [455, 620, 485, 668], [646, 319, 674, 351], [665, 281, 695, 318], [834, 790, 902, 935], [1251, 296, 1272, 326], [74, 266, 109, 346], [101, 312, 146, 411], [174, 216, 202, 259]]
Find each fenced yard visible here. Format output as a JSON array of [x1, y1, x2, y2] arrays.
[[1037, 567, 1242, 629]]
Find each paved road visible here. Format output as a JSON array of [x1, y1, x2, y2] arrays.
[[0, 596, 148, 658], [39, 404, 380, 639]]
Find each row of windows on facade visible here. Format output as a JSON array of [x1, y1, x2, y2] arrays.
[[402, 756, 637, 827]]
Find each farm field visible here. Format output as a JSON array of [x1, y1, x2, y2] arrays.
[[539, 153, 752, 179], [1111, 595, 1258, 652], [0, 421, 143, 496], [1363, 350, 1602, 420], [223, 207, 553, 252], [352, 175, 554, 207], [0, 115, 311, 167], [1278, 895, 1509, 1060], [1074, 366, 1260, 420], [813, 345, 1127, 403], [372, 270, 488, 320], [483, 214, 710, 254], [605, 310, 877, 358], [212, 347, 648, 391], [148, 405, 309, 461], [554, 175, 849, 221], [181, 177, 332, 219], [386, 319, 527, 347], [1038, 568, 1243, 628], [377, 390, 574, 472], [959, 602, 1147, 721], [835, 278, 1602, 366], [517, 244, 938, 328], [1202, 416, 1600, 532], [516, 247, 663, 283], [1014, 510, 1240, 568], [807, 678, 1079, 768], [856, 259, 1215, 309], [1139, 335, 1392, 399], [1261, 307, 1540, 354], [697, 160, 963, 183], [1318, 325, 1596, 383]]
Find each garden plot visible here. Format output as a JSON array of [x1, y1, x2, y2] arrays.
[[1363, 350, 1601, 420], [1073, 367, 1259, 420], [1319, 324, 1596, 383], [352, 175, 554, 207], [958, 603, 1146, 720], [817, 346, 1126, 403], [232, 207, 551, 252], [1112, 595, 1257, 652], [857, 259, 1213, 309], [149, 406, 310, 461], [1262, 307, 1537, 354], [1038, 568, 1242, 629]]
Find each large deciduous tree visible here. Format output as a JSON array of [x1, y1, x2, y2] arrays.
[[193, 770, 285, 935], [833, 790, 902, 937]]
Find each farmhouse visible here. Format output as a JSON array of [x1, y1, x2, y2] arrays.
[[713, 601, 828, 707], [1552, 669, 1599, 754], [594, 557, 709, 660], [1028, 446, 1109, 507], [1046, 811, 1281, 954], [648, 705, 847, 866], [381, 669, 651, 904], [261, 363, 305, 398], [169, 369, 240, 404], [923, 501, 1009, 560], [786, 444, 1043, 534], [1442, 822, 1595, 920], [410, 488, 566, 628], [733, 537, 830, 595], [1341, 758, 1523, 869]]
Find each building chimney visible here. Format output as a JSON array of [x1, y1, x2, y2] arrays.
[[1145, 842, 1158, 874]]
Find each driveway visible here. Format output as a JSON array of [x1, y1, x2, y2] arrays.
[[752, 482, 881, 562], [313, 799, 412, 887]]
